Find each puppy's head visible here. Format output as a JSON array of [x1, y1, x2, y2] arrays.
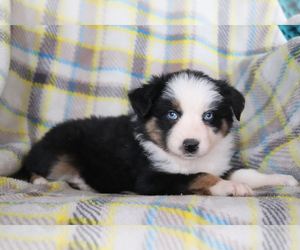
[[128, 70, 245, 159]]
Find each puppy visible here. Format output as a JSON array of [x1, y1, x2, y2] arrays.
[[23, 70, 298, 196]]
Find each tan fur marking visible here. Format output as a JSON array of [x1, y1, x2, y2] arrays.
[[188, 174, 222, 195], [145, 118, 164, 148], [47, 155, 78, 180], [171, 100, 182, 112], [220, 119, 230, 136]]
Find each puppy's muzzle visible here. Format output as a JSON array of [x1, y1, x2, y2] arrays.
[[183, 139, 199, 154]]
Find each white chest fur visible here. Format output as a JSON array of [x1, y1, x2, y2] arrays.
[[137, 133, 234, 176]]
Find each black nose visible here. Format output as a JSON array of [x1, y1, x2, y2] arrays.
[[183, 139, 199, 153]]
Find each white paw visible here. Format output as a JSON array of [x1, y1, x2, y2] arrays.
[[68, 175, 94, 191], [210, 180, 253, 197], [32, 177, 49, 185], [74, 183, 94, 191], [266, 174, 299, 187]]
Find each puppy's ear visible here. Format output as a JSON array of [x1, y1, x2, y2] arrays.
[[228, 87, 245, 121], [128, 76, 165, 117], [218, 80, 245, 121]]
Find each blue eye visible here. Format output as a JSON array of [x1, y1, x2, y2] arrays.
[[167, 111, 179, 120], [203, 112, 214, 121]]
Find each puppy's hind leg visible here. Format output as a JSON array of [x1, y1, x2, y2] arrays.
[[68, 174, 94, 191], [30, 173, 49, 185]]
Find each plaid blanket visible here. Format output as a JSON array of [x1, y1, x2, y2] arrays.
[[1, 177, 300, 249], [10, 0, 287, 25], [0, 25, 290, 175], [1, 0, 300, 249]]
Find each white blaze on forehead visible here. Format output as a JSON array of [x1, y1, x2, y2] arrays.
[[163, 73, 221, 110], [162, 72, 224, 158]]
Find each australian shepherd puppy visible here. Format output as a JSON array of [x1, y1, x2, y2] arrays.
[[23, 70, 298, 196]]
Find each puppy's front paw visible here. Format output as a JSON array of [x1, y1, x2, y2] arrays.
[[210, 180, 253, 197], [267, 174, 299, 187]]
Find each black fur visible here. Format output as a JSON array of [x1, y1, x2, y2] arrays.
[[23, 115, 206, 194], [23, 70, 245, 195]]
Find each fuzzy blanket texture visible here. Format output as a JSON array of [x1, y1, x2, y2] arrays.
[[1, 0, 300, 249]]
